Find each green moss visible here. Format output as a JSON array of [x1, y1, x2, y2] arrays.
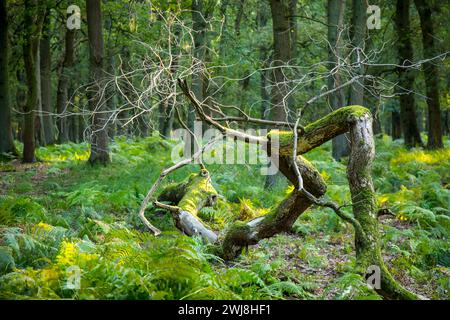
[[178, 170, 218, 216], [267, 130, 294, 146], [268, 106, 371, 150], [304, 105, 370, 133], [227, 221, 251, 234]]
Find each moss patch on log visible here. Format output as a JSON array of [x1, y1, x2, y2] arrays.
[[177, 169, 218, 216], [268, 106, 371, 155]]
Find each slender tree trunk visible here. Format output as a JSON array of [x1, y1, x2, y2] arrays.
[[395, 0, 423, 148], [118, 45, 132, 137], [105, 51, 118, 138], [234, 0, 245, 36], [160, 25, 180, 139], [392, 110, 402, 139], [414, 0, 443, 149], [86, 0, 110, 164], [104, 12, 117, 139], [328, 0, 350, 160], [349, 0, 366, 106], [201, 4, 215, 129], [40, 12, 55, 145], [188, 0, 206, 134], [265, 0, 295, 189], [16, 71, 27, 143], [444, 109, 449, 136], [56, 6, 76, 144], [268, 0, 292, 123], [35, 44, 45, 147], [257, 1, 270, 119], [416, 109, 423, 132], [0, 0, 17, 155], [260, 65, 270, 120], [22, 0, 45, 163], [218, 0, 229, 56]]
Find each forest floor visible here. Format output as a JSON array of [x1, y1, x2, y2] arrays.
[[0, 135, 448, 300]]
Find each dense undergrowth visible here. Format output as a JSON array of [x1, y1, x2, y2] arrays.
[[0, 135, 448, 300]]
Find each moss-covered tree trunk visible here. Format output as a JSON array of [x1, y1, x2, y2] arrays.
[[151, 105, 418, 299], [222, 155, 326, 260], [347, 110, 417, 300], [157, 169, 219, 243]]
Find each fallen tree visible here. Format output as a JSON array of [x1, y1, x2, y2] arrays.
[[137, 80, 420, 300]]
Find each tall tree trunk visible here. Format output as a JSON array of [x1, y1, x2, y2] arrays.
[[268, 0, 292, 123], [444, 109, 449, 136], [56, 5, 76, 144], [16, 71, 27, 143], [349, 0, 366, 106], [395, 0, 423, 148], [118, 45, 133, 137], [328, 0, 349, 160], [188, 0, 216, 154], [234, 0, 245, 36], [162, 56, 178, 138], [265, 0, 295, 189], [40, 12, 55, 145], [257, 1, 270, 119], [188, 0, 206, 135], [218, 0, 229, 56], [0, 0, 17, 155], [392, 110, 402, 140], [104, 12, 117, 139], [347, 111, 417, 300], [35, 43, 45, 147], [22, 0, 45, 163], [160, 24, 180, 139], [414, 0, 443, 149], [106, 50, 118, 138], [86, 0, 110, 164]]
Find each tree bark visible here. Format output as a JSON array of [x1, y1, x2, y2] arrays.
[[22, 0, 45, 163], [328, 0, 350, 160], [347, 112, 417, 300], [268, 0, 292, 122], [222, 156, 326, 259], [414, 0, 443, 149], [35, 39, 45, 147], [40, 12, 55, 145], [159, 25, 180, 139], [265, 0, 295, 189], [349, 0, 366, 106], [188, 0, 207, 133], [56, 4, 76, 144], [391, 110, 402, 140], [157, 170, 219, 243], [218, 0, 229, 56], [86, 0, 110, 164], [234, 0, 245, 36], [0, 0, 17, 155], [257, 1, 270, 120], [394, 0, 423, 148]]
